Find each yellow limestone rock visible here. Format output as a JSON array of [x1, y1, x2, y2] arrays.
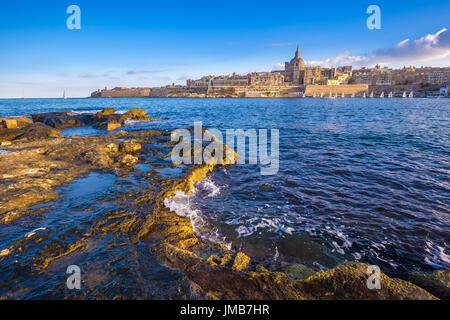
[[232, 252, 251, 272]]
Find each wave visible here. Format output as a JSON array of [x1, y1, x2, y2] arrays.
[[164, 179, 231, 249]]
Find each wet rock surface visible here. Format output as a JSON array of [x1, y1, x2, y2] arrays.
[[409, 269, 450, 300], [29, 107, 159, 132]]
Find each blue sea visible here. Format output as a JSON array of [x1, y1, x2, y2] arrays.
[[0, 97, 449, 297]]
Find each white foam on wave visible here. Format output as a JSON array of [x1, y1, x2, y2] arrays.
[[424, 241, 450, 268], [196, 178, 221, 198], [164, 179, 231, 249], [231, 216, 296, 238], [70, 110, 101, 115]]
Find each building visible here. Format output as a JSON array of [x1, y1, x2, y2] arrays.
[[249, 72, 284, 86]]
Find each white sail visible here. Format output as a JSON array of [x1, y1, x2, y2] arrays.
[[363, 92, 366, 98], [409, 91, 414, 98], [313, 92, 316, 98], [63, 90, 67, 100], [341, 93, 345, 98], [388, 92, 393, 98], [380, 92, 384, 98], [351, 93, 355, 98], [302, 92, 306, 98], [370, 92, 374, 98], [334, 92, 338, 98], [320, 92, 324, 98], [402, 92, 407, 98]]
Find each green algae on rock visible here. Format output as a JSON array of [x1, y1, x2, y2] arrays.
[[409, 269, 450, 300]]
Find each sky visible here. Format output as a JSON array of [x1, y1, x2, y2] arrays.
[[0, 0, 449, 98]]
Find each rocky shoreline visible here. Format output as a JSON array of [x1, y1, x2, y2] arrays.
[[0, 108, 448, 300]]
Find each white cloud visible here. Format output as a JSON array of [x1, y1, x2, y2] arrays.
[[307, 28, 450, 68], [273, 62, 285, 70]]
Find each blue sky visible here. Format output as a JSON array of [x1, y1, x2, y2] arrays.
[[0, 0, 449, 97]]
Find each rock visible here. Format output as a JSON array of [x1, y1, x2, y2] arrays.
[[95, 108, 116, 116], [0, 248, 11, 257], [293, 262, 437, 300], [281, 262, 316, 281], [1, 118, 17, 129], [125, 108, 151, 120], [232, 252, 251, 272], [119, 142, 142, 153], [105, 143, 119, 153], [0, 123, 62, 142], [11, 117, 33, 128], [104, 122, 122, 131], [409, 269, 450, 300], [31, 112, 87, 129], [14, 123, 63, 141], [117, 154, 138, 167], [0, 117, 31, 129], [92, 114, 124, 131]]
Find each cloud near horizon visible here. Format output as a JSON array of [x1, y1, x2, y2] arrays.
[[307, 28, 450, 68]]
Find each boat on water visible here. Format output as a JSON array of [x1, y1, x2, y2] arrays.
[[341, 93, 345, 98], [363, 92, 366, 98], [402, 92, 407, 98], [369, 92, 374, 98], [302, 92, 306, 98], [409, 91, 414, 98], [380, 92, 385, 98], [63, 90, 67, 100], [313, 92, 316, 98], [351, 93, 355, 98], [320, 92, 324, 98], [388, 92, 393, 98]]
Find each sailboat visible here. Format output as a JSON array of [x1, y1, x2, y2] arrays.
[[334, 92, 338, 99], [369, 92, 374, 98], [313, 92, 316, 98], [351, 93, 355, 98], [341, 93, 345, 98], [380, 92, 385, 98], [388, 92, 393, 98], [320, 92, 324, 98], [363, 92, 366, 98], [302, 92, 306, 98], [402, 92, 407, 98], [63, 90, 67, 100], [409, 91, 414, 98]]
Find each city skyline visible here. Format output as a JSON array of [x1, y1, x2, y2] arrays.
[[0, 0, 449, 98]]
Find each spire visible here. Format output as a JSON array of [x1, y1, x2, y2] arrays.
[[295, 45, 300, 59]]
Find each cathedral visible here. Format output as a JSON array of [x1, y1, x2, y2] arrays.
[[283, 47, 307, 85]]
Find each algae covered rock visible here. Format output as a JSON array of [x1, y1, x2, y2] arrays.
[[125, 108, 151, 120], [232, 252, 251, 272], [95, 108, 116, 116], [281, 262, 316, 281], [119, 141, 142, 153], [1, 117, 33, 129], [31, 112, 88, 129], [293, 262, 437, 300], [117, 154, 138, 167], [0, 123, 62, 142], [409, 269, 449, 300]]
